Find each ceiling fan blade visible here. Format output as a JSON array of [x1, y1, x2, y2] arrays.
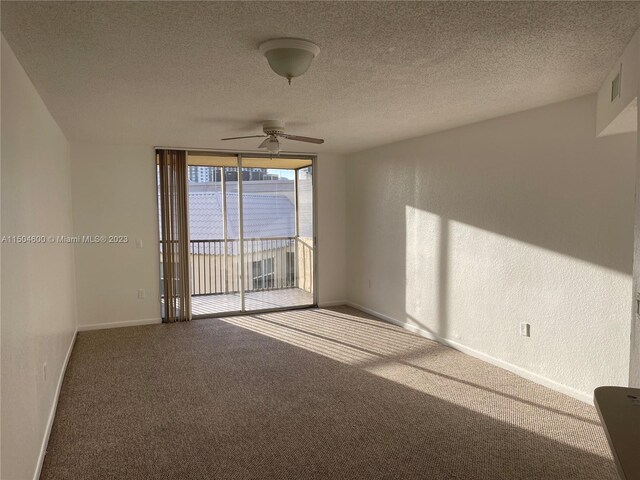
[[278, 133, 324, 144], [221, 135, 267, 141], [257, 137, 269, 149]]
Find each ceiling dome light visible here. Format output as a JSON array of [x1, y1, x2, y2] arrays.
[[259, 38, 320, 85]]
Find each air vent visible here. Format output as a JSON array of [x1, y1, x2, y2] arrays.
[[611, 65, 622, 102]]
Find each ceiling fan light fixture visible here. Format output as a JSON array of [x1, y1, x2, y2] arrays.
[[221, 120, 324, 149], [265, 136, 280, 154], [259, 38, 320, 84]]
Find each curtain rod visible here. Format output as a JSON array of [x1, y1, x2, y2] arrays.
[[154, 146, 318, 158]]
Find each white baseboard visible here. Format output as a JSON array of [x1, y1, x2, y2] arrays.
[[346, 301, 593, 405], [33, 329, 77, 480], [78, 317, 161, 332], [318, 300, 347, 308]]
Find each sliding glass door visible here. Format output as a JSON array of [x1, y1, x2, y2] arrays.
[[180, 152, 315, 317], [240, 163, 314, 311], [186, 163, 242, 315]]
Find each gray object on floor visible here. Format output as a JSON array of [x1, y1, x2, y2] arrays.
[[594, 386, 640, 480], [42, 306, 617, 479]]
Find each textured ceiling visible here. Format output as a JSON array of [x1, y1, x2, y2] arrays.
[[2, 1, 640, 154]]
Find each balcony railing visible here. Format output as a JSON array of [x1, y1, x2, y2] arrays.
[[188, 236, 313, 296]]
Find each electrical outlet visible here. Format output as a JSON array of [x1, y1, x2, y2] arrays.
[[137, 289, 145, 299], [520, 323, 530, 337], [136, 239, 143, 249], [43, 362, 47, 382]]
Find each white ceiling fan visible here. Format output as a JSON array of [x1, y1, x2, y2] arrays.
[[221, 120, 324, 154]]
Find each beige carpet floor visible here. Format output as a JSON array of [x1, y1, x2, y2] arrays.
[[41, 306, 617, 479]]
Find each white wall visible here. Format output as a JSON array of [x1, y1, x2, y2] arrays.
[[1, 36, 77, 480], [347, 95, 636, 401], [316, 153, 347, 306], [71, 144, 161, 329], [70, 145, 346, 328], [631, 51, 640, 387]]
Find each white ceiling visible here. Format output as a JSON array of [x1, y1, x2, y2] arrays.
[[2, 1, 640, 154]]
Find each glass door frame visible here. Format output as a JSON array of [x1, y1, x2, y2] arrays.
[[186, 150, 318, 319]]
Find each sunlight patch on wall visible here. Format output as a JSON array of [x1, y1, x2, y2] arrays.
[[402, 205, 632, 394]]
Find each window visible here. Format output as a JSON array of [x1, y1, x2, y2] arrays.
[[252, 258, 274, 290], [286, 252, 295, 287]]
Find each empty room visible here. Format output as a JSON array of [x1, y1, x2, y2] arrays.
[[2, 1, 640, 479]]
